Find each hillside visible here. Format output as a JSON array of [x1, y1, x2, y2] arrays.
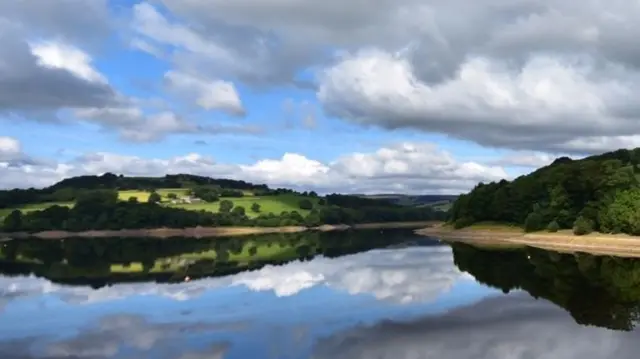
[[0, 173, 448, 233], [450, 148, 640, 235]]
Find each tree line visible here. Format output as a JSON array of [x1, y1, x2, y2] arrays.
[[2, 190, 445, 233], [450, 148, 640, 235]]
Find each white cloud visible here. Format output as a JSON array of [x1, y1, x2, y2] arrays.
[[30, 41, 107, 83], [125, 0, 640, 153], [0, 137, 507, 194], [0, 137, 21, 161], [165, 71, 245, 116], [318, 50, 640, 153]]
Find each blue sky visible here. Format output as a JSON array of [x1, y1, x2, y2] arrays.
[[2, 0, 633, 193]]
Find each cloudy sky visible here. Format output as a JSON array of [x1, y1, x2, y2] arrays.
[[3, 0, 636, 193]]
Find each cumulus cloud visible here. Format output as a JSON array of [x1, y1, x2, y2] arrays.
[[318, 50, 640, 154], [0, 137, 507, 193], [127, 0, 640, 153], [0, 137, 22, 162], [0, 27, 116, 116], [312, 293, 640, 359], [164, 71, 245, 116]]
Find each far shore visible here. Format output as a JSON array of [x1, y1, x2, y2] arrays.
[[0, 221, 437, 240], [417, 224, 640, 258]]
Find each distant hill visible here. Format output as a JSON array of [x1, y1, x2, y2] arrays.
[[450, 148, 640, 235]]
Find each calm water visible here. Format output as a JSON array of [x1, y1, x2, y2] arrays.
[[2, 230, 640, 358]]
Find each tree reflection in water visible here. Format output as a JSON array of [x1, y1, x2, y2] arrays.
[[451, 243, 640, 331], [0, 229, 427, 288]]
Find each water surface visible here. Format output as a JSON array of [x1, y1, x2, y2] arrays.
[[2, 230, 640, 358]]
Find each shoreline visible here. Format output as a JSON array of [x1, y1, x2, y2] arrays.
[[0, 221, 436, 240], [416, 225, 640, 258]]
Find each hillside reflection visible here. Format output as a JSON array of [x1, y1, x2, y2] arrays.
[[0, 229, 430, 287], [451, 243, 640, 331]]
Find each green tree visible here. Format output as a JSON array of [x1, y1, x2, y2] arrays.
[[251, 203, 261, 213], [232, 206, 246, 217], [573, 216, 593, 236], [167, 193, 178, 199], [219, 200, 233, 213], [524, 212, 544, 233], [128, 196, 138, 203], [148, 191, 162, 204], [547, 220, 560, 232]]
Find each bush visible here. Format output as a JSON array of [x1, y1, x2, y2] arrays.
[[219, 200, 233, 213], [524, 212, 544, 232], [547, 220, 560, 232], [251, 203, 261, 213], [232, 206, 246, 217], [573, 216, 593, 236], [148, 192, 161, 204]]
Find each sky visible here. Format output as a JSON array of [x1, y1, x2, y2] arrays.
[[3, 0, 640, 194]]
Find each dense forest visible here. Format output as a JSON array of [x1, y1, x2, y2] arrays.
[[450, 148, 640, 235], [0, 174, 446, 233], [452, 243, 640, 331]]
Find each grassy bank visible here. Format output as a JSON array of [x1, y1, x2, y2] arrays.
[[417, 222, 640, 258], [1, 221, 437, 240]]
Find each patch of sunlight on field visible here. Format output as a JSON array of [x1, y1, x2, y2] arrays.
[[118, 188, 189, 202], [167, 194, 320, 218]]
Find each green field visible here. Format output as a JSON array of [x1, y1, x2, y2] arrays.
[[168, 194, 320, 218]]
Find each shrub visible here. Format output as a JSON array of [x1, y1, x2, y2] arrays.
[[251, 203, 261, 213], [524, 212, 544, 233], [547, 220, 560, 232], [573, 216, 593, 236], [299, 199, 313, 210], [148, 192, 161, 204]]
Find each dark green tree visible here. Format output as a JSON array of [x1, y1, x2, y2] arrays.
[[299, 199, 313, 210]]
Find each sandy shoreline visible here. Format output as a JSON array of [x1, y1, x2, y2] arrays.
[[0, 221, 436, 240], [416, 225, 640, 258]]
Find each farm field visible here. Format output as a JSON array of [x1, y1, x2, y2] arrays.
[[167, 194, 320, 218]]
